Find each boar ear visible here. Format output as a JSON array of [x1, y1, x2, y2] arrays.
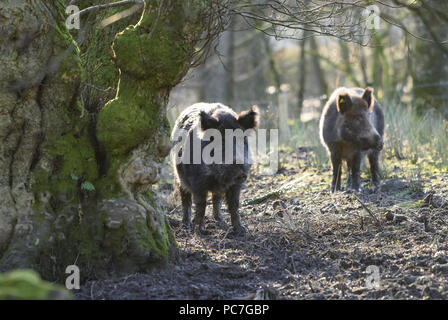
[[336, 92, 352, 114], [238, 105, 259, 130], [362, 87, 374, 111], [200, 111, 219, 130]]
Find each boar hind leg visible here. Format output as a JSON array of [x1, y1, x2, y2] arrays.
[[180, 188, 192, 228], [192, 192, 207, 234], [212, 193, 226, 227], [368, 151, 381, 190], [350, 152, 362, 192], [331, 153, 342, 193], [225, 185, 245, 234]]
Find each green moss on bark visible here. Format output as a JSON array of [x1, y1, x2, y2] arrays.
[[2, 1, 207, 280], [96, 1, 199, 160], [96, 77, 160, 156], [31, 12, 97, 206]]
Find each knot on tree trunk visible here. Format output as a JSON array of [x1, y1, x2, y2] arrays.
[[119, 155, 161, 198]]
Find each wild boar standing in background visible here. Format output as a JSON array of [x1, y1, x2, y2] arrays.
[[319, 87, 384, 193]]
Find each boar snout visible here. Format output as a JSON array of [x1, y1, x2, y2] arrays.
[[369, 133, 383, 151], [359, 132, 382, 151], [375, 135, 384, 151]]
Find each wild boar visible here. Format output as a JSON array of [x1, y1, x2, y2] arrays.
[[171, 103, 259, 234], [319, 87, 384, 193]]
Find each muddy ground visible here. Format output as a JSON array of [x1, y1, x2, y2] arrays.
[[75, 148, 448, 300]]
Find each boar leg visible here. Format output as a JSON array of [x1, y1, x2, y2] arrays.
[[346, 159, 352, 190], [350, 152, 362, 192], [368, 150, 381, 190], [192, 192, 207, 234], [331, 153, 342, 193], [225, 185, 245, 234], [180, 188, 192, 228], [212, 193, 227, 227]]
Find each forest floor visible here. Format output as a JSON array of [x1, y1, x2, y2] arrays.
[[75, 148, 448, 300]]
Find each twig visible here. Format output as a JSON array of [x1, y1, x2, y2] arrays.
[[353, 194, 382, 227], [90, 281, 96, 300], [168, 205, 179, 215], [73, 0, 144, 17], [289, 253, 297, 274], [217, 227, 231, 251], [242, 173, 311, 206], [100, 3, 146, 28], [120, 273, 135, 285]]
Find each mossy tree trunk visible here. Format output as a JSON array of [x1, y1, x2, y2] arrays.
[[0, 0, 212, 282]]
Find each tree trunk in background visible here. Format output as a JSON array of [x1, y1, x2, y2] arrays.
[[297, 34, 308, 118], [263, 35, 282, 90], [224, 17, 235, 106], [411, 0, 448, 113], [370, 32, 394, 99], [309, 36, 328, 98], [0, 0, 209, 282], [339, 40, 361, 88], [358, 46, 370, 87], [250, 32, 268, 105], [198, 18, 234, 106]]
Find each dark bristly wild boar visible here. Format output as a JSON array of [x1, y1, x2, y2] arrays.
[[171, 103, 259, 234], [319, 87, 384, 193]]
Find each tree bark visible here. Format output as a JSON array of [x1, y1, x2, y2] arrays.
[[0, 0, 209, 282]]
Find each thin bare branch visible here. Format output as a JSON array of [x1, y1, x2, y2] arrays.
[[74, 0, 143, 17]]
